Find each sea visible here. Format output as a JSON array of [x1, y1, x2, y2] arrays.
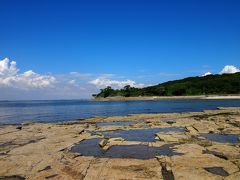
[[0, 99, 240, 124]]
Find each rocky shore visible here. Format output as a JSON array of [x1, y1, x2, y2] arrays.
[[0, 108, 240, 179]]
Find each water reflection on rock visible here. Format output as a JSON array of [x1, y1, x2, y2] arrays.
[[199, 133, 239, 144], [71, 138, 183, 159], [99, 127, 185, 142]]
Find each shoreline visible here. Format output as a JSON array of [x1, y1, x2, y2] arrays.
[[94, 95, 240, 101], [1, 106, 240, 126]]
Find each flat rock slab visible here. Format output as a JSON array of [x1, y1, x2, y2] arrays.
[[156, 132, 189, 142], [170, 144, 239, 180], [83, 158, 163, 180]]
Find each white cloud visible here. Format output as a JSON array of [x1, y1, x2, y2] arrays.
[[0, 58, 56, 89], [200, 65, 239, 76], [68, 79, 76, 85], [0, 57, 101, 99], [89, 77, 146, 89], [69, 72, 78, 75], [0, 58, 18, 76], [220, 65, 240, 74], [202, 72, 212, 76], [67, 79, 83, 88]]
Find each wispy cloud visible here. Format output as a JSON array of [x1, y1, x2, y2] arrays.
[[135, 72, 181, 79], [69, 72, 93, 79]]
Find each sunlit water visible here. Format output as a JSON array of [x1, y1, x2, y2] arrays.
[[0, 99, 240, 124]]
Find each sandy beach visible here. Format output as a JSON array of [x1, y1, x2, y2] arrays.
[[0, 107, 240, 179], [94, 95, 240, 101]]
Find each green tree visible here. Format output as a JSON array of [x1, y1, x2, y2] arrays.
[[98, 86, 114, 98], [123, 85, 131, 97]]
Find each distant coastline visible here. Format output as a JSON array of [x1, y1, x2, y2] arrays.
[[94, 95, 240, 101]]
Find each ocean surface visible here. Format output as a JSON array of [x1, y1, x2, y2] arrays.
[[0, 99, 240, 124]]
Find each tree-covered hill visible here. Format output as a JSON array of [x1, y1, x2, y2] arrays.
[[93, 72, 240, 98]]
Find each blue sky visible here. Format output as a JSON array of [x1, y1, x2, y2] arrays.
[[0, 0, 240, 99]]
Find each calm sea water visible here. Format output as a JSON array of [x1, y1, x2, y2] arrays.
[[0, 99, 240, 124]]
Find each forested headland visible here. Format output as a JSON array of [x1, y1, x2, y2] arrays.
[[93, 72, 240, 98]]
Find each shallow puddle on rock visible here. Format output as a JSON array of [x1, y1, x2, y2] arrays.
[[203, 150, 228, 160], [99, 127, 185, 142], [204, 167, 229, 177], [160, 118, 179, 123], [139, 124, 150, 128], [104, 144, 182, 159], [71, 138, 183, 159], [0, 175, 25, 180], [96, 121, 136, 127], [200, 133, 239, 143], [0, 141, 15, 148], [71, 138, 105, 157]]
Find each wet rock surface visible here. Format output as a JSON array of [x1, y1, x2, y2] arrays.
[[0, 108, 239, 179], [96, 121, 136, 127], [204, 167, 229, 177]]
